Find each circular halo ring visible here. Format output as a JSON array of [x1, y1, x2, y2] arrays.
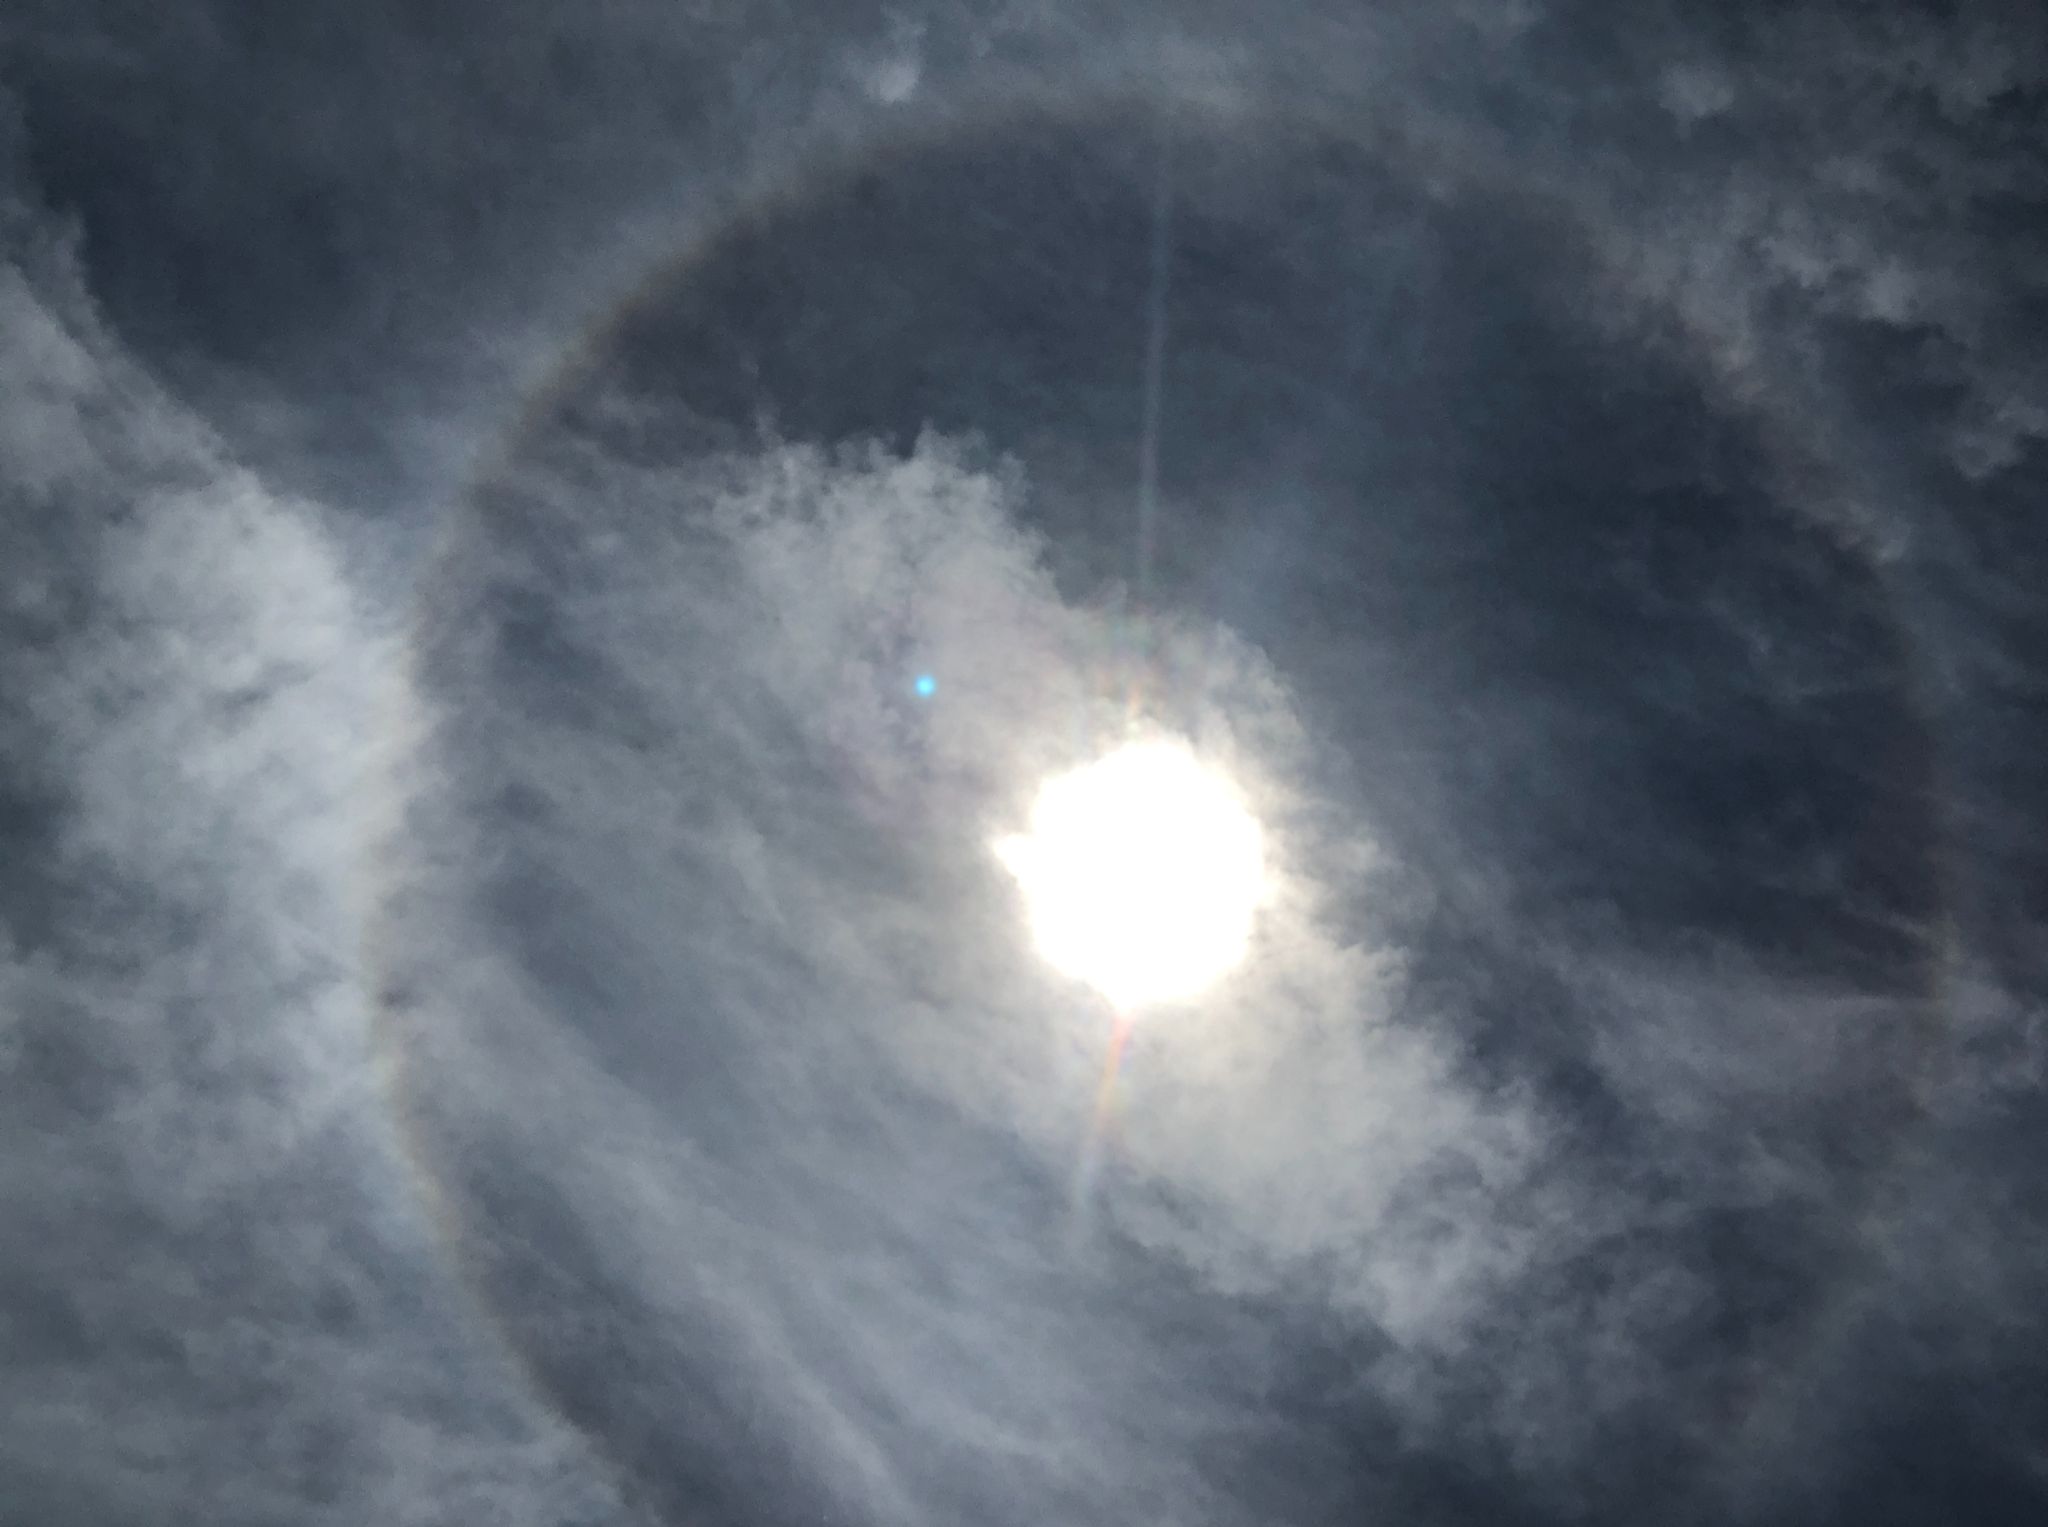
[[369, 56, 1965, 1521]]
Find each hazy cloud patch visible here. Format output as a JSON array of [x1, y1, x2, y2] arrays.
[[0, 185, 624, 1525]]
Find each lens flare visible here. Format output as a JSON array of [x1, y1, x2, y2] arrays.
[[996, 737, 1265, 1012]]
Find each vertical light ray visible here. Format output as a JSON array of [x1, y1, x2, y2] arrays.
[[1134, 115, 1175, 608], [1069, 1009, 1137, 1236]]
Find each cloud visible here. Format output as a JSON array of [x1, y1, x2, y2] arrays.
[[388, 409, 2000, 1517], [379, 424, 1583, 1519], [0, 175, 624, 1524], [382, 312, 2045, 1520], [7, 5, 2048, 1524], [1567, 4, 2048, 485]]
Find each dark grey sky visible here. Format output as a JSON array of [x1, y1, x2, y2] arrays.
[[4, 4, 2047, 1525]]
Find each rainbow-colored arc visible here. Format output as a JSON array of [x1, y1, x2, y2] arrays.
[[1069, 1009, 1137, 1233]]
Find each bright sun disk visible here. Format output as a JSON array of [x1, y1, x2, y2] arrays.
[[996, 737, 1266, 1012]]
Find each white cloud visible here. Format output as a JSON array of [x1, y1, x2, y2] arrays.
[[0, 197, 623, 1523], [381, 423, 1586, 1523], [10, 5, 2047, 1519]]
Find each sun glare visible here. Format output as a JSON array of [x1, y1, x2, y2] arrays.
[[996, 738, 1266, 1013]]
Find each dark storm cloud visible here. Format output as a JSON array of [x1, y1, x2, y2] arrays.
[[4, 3, 2047, 1526]]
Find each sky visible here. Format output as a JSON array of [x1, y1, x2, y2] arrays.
[[3, 3, 2046, 1524]]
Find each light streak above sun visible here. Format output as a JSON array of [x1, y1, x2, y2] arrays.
[[996, 737, 1266, 1014]]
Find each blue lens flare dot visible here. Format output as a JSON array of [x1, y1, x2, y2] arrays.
[[913, 673, 937, 699]]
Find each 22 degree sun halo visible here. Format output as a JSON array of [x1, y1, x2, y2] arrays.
[[996, 738, 1266, 1013]]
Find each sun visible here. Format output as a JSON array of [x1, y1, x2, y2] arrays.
[[995, 737, 1266, 1012]]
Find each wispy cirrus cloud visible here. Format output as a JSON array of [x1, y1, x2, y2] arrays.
[[0, 175, 625, 1525]]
